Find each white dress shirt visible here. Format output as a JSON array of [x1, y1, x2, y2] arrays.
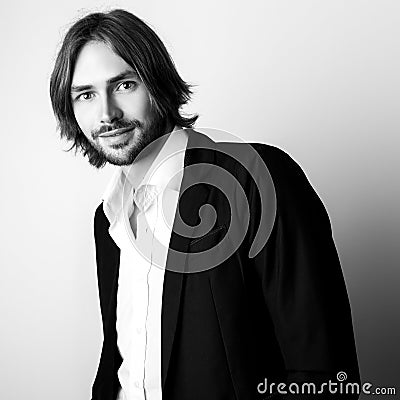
[[101, 126, 188, 400]]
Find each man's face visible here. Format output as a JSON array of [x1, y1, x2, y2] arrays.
[[70, 40, 165, 166]]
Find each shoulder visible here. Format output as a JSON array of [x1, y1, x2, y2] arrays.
[[215, 140, 305, 176], [248, 142, 312, 186], [248, 143, 324, 202], [93, 201, 120, 268], [93, 202, 112, 245], [220, 141, 330, 224], [215, 141, 318, 196], [94, 201, 109, 227]]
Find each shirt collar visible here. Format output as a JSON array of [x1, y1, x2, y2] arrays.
[[132, 125, 188, 191], [102, 126, 188, 224]]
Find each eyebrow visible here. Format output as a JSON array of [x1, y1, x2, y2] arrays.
[[70, 69, 139, 93]]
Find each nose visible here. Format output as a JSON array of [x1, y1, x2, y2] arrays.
[[100, 95, 123, 124]]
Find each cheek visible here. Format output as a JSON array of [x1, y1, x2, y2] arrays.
[[73, 104, 95, 139], [121, 88, 152, 119]]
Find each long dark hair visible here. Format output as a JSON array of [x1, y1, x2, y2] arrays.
[[49, 9, 198, 168]]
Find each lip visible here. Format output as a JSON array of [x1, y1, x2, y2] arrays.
[[97, 126, 134, 138]]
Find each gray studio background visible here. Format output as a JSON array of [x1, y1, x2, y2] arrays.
[[0, 1, 399, 399]]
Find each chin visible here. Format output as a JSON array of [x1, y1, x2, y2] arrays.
[[104, 145, 140, 166]]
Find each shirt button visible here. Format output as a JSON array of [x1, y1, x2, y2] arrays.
[[134, 381, 140, 388], [136, 327, 142, 334]]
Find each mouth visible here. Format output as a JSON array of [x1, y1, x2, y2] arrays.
[[96, 126, 135, 139]]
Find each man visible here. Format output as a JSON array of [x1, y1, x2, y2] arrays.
[[50, 9, 360, 400]]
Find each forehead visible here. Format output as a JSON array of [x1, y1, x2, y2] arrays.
[[71, 41, 133, 86]]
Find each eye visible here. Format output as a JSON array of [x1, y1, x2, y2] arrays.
[[116, 81, 137, 91], [75, 92, 94, 102]]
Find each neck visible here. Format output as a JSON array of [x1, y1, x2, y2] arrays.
[[122, 124, 175, 188]]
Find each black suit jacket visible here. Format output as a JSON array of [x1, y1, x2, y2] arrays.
[[91, 130, 360, 399]]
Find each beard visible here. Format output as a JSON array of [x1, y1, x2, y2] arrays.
[[86, 108, 169, 167]]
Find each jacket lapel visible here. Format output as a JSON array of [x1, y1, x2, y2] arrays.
[[161, 129, 216, 388]]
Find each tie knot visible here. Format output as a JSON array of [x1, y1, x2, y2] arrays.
[[132, 184, 162, 213]]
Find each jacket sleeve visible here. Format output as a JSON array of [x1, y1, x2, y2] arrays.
[[91, 202, 122, 400], [249, 145, 360, 399]]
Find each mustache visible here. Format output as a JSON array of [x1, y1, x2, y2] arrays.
[[92, 119, 142, 139]]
